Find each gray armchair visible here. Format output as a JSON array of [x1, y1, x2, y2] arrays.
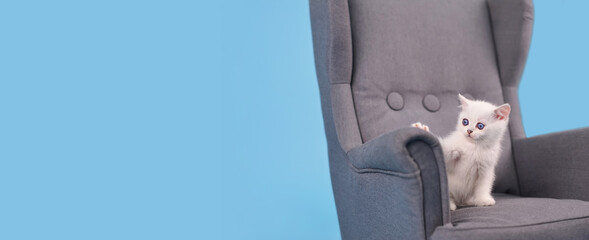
[[309, 0, 589, 239]]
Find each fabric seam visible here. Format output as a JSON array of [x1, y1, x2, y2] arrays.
[[345, 0, 364, 144], [486, 1, 523, 195], [347, 161, 420, 178], [438, 215, 589, 232]]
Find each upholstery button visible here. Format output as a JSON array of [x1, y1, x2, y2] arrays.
[[423, 94, 440, 112], [386, 92, 404, 111]]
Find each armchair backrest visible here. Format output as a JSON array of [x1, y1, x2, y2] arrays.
[[310, 0, 533, 194]]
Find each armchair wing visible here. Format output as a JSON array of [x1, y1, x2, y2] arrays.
[[514, 127, 589, 201]]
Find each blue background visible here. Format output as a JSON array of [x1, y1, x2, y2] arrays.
[[0, 1, 587, 239]]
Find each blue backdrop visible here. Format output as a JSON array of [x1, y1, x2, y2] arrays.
[[1, 1, 587, 240]]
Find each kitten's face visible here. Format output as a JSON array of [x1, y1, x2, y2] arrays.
[[456, 94, 511, 143]]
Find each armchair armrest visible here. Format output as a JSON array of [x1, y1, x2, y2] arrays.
[[514, 127, 589, 201], [346, 128, 450, 239]]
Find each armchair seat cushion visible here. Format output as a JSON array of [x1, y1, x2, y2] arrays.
[[432, 193, 589, 240]]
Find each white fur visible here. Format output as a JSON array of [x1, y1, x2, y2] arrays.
[[411, 94, 511, 211]]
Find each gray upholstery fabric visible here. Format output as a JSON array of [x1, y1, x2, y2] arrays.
[[311, 0, 589, 239], [514, 127, 589, 201], [349, 0, 501, 141], [331, 84, 362, 152], [310, 2, 357, 239], [346, 0, 520, 193], [310, 0, 361, 153], [487, 0, 534, 195], [432, 194, 589, 240], [488, 0, 534, 140], [346, 128, 450, 240]]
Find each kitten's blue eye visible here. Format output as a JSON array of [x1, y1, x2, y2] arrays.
[[477, 123, 485, 130], [462, 118, 469, 126]]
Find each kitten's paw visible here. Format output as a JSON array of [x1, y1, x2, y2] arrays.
[[472, 195, 496, 207], [450, 200, 457, 211], [411, 122, 430, 132]]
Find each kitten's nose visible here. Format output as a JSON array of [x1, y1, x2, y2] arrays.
[[467, 130, 473, 135]]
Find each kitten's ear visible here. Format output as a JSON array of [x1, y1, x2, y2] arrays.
[[458, 94, 470, 107], [494, 104, 511, 121]]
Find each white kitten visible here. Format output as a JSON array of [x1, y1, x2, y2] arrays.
[[411, 94, 511, 211]]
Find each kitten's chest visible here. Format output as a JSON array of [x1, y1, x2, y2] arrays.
[[458, 145, 500, 169]]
